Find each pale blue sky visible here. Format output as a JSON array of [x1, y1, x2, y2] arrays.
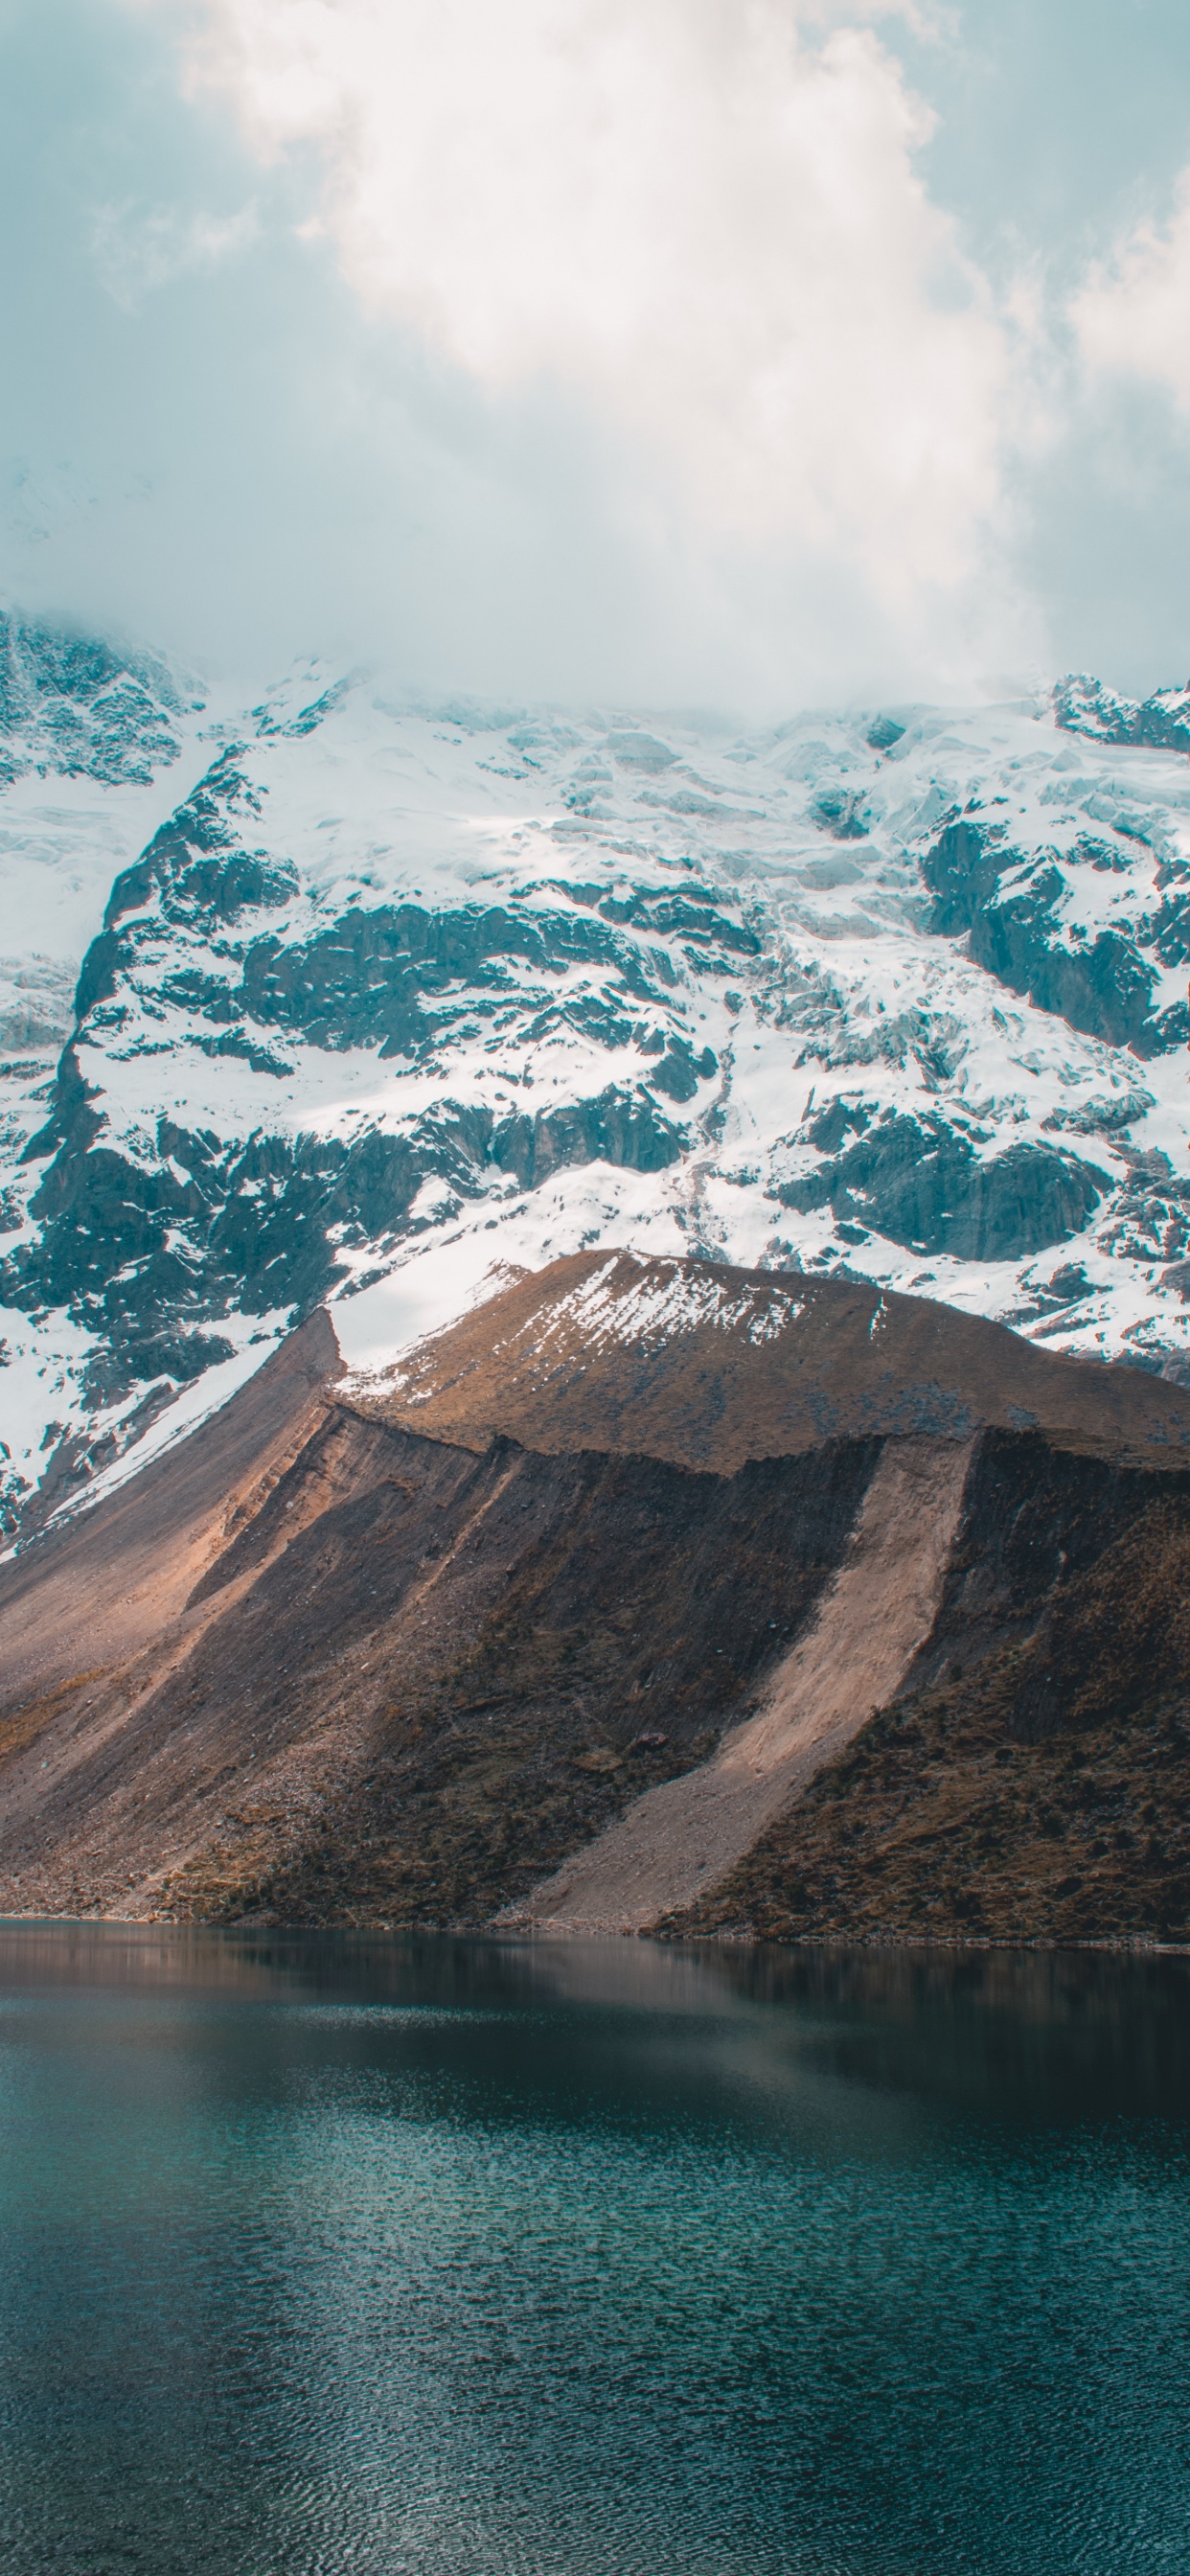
[[898, 0, 1190, 269], [4, 0, 1190, 707]]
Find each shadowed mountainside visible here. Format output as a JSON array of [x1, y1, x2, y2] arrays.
[[2, 1254, 1190, 1940], [0, 1402, 881, 1923], [671, 1494, 1190, 1948]]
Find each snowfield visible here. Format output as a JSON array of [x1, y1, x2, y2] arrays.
[[4, 607, 1190, 1537]]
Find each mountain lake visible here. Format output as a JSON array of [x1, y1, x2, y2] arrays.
[[0, 1924, 1187, 2574]]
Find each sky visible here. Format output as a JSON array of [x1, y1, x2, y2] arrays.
[[3, 0, 1190, 712]]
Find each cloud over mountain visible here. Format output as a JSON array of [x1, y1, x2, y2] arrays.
[[148, 0, 1035, 697]]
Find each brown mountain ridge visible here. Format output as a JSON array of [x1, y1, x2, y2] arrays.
[[0, 1251, 1188, 1943], [352, 1248, 1190, 1471]]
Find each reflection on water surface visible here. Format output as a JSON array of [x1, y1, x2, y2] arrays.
[[1, 1924, 1188, 2574]]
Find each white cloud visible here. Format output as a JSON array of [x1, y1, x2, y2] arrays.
[[1072, 172, 1190, 419], [91, 197, 259, 311], [164, 0, 1026, 677]]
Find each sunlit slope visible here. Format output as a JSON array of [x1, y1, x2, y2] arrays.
[[354, 1249, 1190, 1474], [2, 1255, 1189, 1938]]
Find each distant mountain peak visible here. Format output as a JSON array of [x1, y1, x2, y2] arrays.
[[0, 608, 198, 788], [1053, 671, 1190, 757]]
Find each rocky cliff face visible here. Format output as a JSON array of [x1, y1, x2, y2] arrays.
[[7, 631, 1190, 1542], [678, 1491, 1190, 1950], [2, 1256, 1189, 1943], [0, 1372, 881, 1926], [0, 610, 194, 790]]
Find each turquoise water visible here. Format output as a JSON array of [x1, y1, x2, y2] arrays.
[[1, 1931, 1188, 2575]]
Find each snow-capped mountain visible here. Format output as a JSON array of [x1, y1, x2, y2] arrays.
[[5, 607, 1190, 1539]]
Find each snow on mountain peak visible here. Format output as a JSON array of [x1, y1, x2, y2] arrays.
[[0, 609, 200, 788], [5, 636, 1190, 1539]]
